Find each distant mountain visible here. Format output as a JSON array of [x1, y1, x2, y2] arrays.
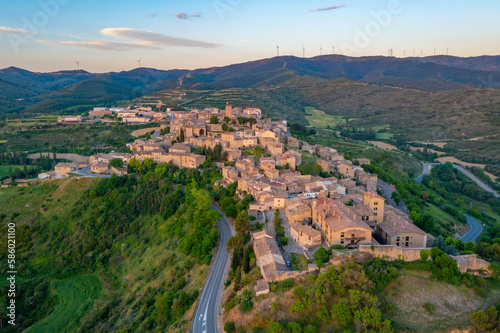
[[1, 55, 499, 115], [180, 55, 500, 90], [416, 55, 500, 72]]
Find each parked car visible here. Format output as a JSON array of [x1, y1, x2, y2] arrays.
[[286, 261, 291, 267], [276, 240, 280, 246]]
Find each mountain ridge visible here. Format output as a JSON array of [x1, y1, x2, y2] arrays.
[[1, 55, 500, 116]]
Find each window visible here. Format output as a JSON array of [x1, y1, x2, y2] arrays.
[[351, 234, 355, 238], [374, 213, 377, 216], [340, 232, 344, 238], [396, 242, 399, 246], [374, 202, 378, 205], [374, 207, 378, 211], [340, 239, 344, 244], [405, 242, 409, 247], [406, 236, 409, 241], [396, 237, 400, 241]]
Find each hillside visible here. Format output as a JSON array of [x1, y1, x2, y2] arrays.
[[2, 55, 500, 116], [417, 55, 500, 72], [0, 169, 222, 332]]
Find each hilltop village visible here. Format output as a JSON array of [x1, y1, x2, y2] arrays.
[[39, 105, 491, 291]]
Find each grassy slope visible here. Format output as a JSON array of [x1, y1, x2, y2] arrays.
[[304, 106, 349, 129], [24, 275, 102, 333], [384, 269, 500, 332], [0, 178, 214, 332], [422, 204, 466, 237]]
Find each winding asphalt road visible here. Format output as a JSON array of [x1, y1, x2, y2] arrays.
[[191, 203, 234, 333], [377, 179, 409, 214], [415, 163, 486, 242]]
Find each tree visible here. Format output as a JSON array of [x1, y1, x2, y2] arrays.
[[469, 306, 499, 333], [233, 267, 242, 291], [331, 299, 352, 327], [314, 247, 330, 267], [273, 210, 282, 229], [235, 211, 250, 236], [242, 248, 250, 274], [222, 123, 228, 131], [210, 116, 219, 124], [464, 241, 476, 253], [267, 321, 285, 333], [223, 116, 231, 123], [409, 210, 421, 222], [110, 158, 123, 169], [391, 191, 401, 206]]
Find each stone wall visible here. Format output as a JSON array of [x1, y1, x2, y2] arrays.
[[360, 245, 492, 275], [359, 244, 427, 261], [451, 254, 491, 273], [266, 270, 302, 282]]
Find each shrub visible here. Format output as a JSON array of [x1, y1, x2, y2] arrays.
[[224, 321, 236, 333], [420, 249, 430, 262], [331, 244, 345, 250], [281, 236, 288, 246], [423, 302, 435, 314]]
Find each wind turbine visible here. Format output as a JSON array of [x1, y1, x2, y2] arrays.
[[302, 46, 305, 58], [276, 45, 279, 57], [320, 46, 322, 55], [332, 46, 335, 54], [75, 60, 80, 70], [137, 58, 142, 68]]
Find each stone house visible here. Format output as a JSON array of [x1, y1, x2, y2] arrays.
[[290, 223, 322, 248], [252, 230, 287, 281], [54, 162, 78, 177], [376, 207, 428, 248], [312, 198, 373, 248], [363, 192, 385, 224]]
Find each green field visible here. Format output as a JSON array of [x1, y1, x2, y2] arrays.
[[24, 275, 102, 333], [0, 165, 34, 178], [376, 132, 394, 139], [304, 107, 352, 129]]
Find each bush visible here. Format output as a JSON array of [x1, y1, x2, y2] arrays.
[[224, 321, 236, 333], [420, 249, 430, 262], [281, 236, 288, 246], [423, 302, 435, 314], [331, 244, 345, 250]]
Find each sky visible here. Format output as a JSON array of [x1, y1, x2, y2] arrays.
[[0, 0, 499, 73]]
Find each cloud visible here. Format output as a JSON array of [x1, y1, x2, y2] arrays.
[[36, 27, 220, 51], [308, 4, 346, 12], [56, 34, 85, 40], [148, 13, 159, 18], [37, 39, 159, 51], [175, 12, 203, 20], [0, 26, 36, 35], [101, 28, 219, 48]]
